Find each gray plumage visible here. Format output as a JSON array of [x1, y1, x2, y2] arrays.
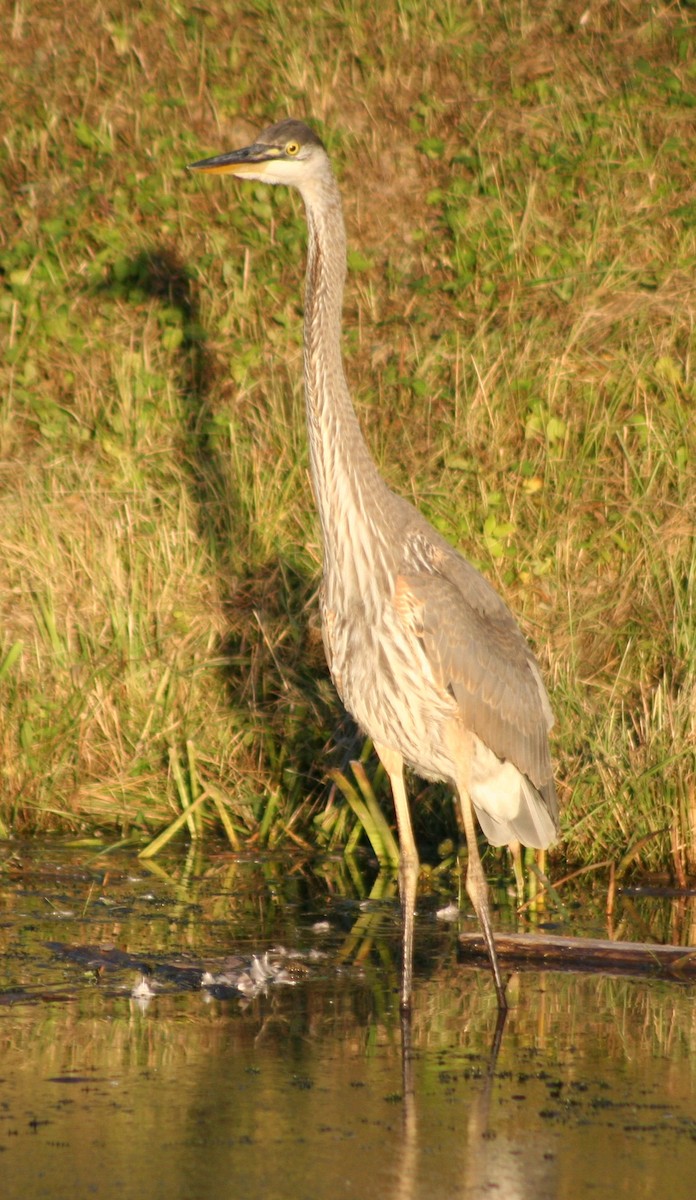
[[189, 118, 559, 1009]]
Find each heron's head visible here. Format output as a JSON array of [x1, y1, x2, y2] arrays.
[[188, 118, 329, 193]]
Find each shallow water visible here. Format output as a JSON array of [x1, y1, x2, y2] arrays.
[[1, 844, 694, 1199]]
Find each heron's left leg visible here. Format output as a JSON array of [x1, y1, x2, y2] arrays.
[[509, 840, 524, 906], [456, 783, 508, 1011], [374, 740, 418, 1011]]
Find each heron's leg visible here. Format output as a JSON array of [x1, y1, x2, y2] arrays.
[[509, 840, 524, 906], [374, 740, 418, 1011], [456, 784, 508, 1011]]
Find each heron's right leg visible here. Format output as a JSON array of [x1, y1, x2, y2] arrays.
[[373, 740, 418, 1011], [456, 783, 508, 1011]]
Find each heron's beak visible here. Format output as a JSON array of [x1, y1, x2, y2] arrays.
[[188, 142, 279, 176]]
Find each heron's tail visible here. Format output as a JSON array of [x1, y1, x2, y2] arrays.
[[467, 738, 558, 849]]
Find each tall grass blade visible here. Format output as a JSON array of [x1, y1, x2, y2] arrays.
[[330, 763, 400, 867], [205, 782, 242, 850], [0, 641, 23, 685], [138, 792, 209, 860]]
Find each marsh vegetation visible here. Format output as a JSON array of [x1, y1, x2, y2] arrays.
[[1, 2, 694, 881]]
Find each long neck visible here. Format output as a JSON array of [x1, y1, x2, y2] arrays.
[[300, 174, 393, 579]]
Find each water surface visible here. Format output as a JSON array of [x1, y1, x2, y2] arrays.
[[1, 844, 694, 1198]]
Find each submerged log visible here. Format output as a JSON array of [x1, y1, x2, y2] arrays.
[[459, 932, 696, 978]]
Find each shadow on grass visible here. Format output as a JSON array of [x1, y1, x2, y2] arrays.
[[97, 246, 362, 826]]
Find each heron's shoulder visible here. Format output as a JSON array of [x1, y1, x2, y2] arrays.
[[397, 519, 551, 704], [399, 516, 513, 623]]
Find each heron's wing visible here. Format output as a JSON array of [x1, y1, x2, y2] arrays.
[[395, 531, 556, 813]]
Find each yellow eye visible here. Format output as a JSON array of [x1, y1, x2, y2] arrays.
[[285, 140, 300, 156]]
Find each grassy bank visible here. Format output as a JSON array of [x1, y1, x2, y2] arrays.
[[1, 1, 694, 876]]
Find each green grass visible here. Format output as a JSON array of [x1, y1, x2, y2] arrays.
[[1, 1, 694, 877]]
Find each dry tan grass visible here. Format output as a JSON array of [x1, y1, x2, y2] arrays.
[[0, 1, 693, 873]]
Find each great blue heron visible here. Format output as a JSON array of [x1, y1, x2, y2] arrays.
[[189, 118, 559, 1010]]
